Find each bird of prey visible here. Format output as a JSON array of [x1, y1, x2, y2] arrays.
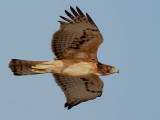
[[9, 6, 119, 109]]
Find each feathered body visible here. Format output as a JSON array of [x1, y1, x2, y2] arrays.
[[9, 59, 116, 76]]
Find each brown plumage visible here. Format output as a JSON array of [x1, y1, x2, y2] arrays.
[[9, 6, 119, 109]]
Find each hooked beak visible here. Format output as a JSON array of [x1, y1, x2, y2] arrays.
[[111, 67, 119, 74]]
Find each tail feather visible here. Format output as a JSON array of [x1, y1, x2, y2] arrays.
[[9, 59, 46, 75]]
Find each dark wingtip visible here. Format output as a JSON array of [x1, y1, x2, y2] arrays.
[[70, 6, 76, 14], [64, 102, 73, 110], [76, 6, 79, 10], [65, 10, 69, 15], [68, 105, 73, 110], [70, 6, 79, 19], [59, 16, 73, 23], [86, 13, 97, 28], [60, 16, 65, 19], [64, 102, 68, 108], [70, 6, 73, 10], [76, 6, 86, 18]]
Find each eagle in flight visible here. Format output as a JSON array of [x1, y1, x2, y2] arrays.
[[9, 6, 119, 109]]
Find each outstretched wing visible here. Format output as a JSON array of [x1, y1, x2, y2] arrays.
[[52, 6, 103, 61], [53, 74, 104, 109]]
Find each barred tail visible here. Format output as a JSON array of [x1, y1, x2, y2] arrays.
[[9, 59, 46, 75]]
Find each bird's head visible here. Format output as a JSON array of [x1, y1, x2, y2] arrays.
[[97, 62, 119, 76]]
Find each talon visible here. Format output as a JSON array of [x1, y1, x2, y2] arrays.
[[31, 65, 46, 73], [31, 69, 46, 73], [31, 65, 43, 69]]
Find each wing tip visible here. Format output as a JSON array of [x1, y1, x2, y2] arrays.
[[60, 6, 98, 27], [64, 102, 73, 110], [70, 6, 73, 10]]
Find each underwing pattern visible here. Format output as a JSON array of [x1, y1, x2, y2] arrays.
[[53, 74, 103, 109]]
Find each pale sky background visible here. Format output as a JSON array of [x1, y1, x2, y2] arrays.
[[0, 0, 160, 120]]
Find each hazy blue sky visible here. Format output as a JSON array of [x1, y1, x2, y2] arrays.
[[0, 0, 160, 120]]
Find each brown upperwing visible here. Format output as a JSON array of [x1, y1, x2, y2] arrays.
[[52, 6, 103, 61]]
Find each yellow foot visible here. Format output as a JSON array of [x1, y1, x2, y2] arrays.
[[31, 65, 46, 73], [31, 65, 44, 69], [31, 69, 46, 73]]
